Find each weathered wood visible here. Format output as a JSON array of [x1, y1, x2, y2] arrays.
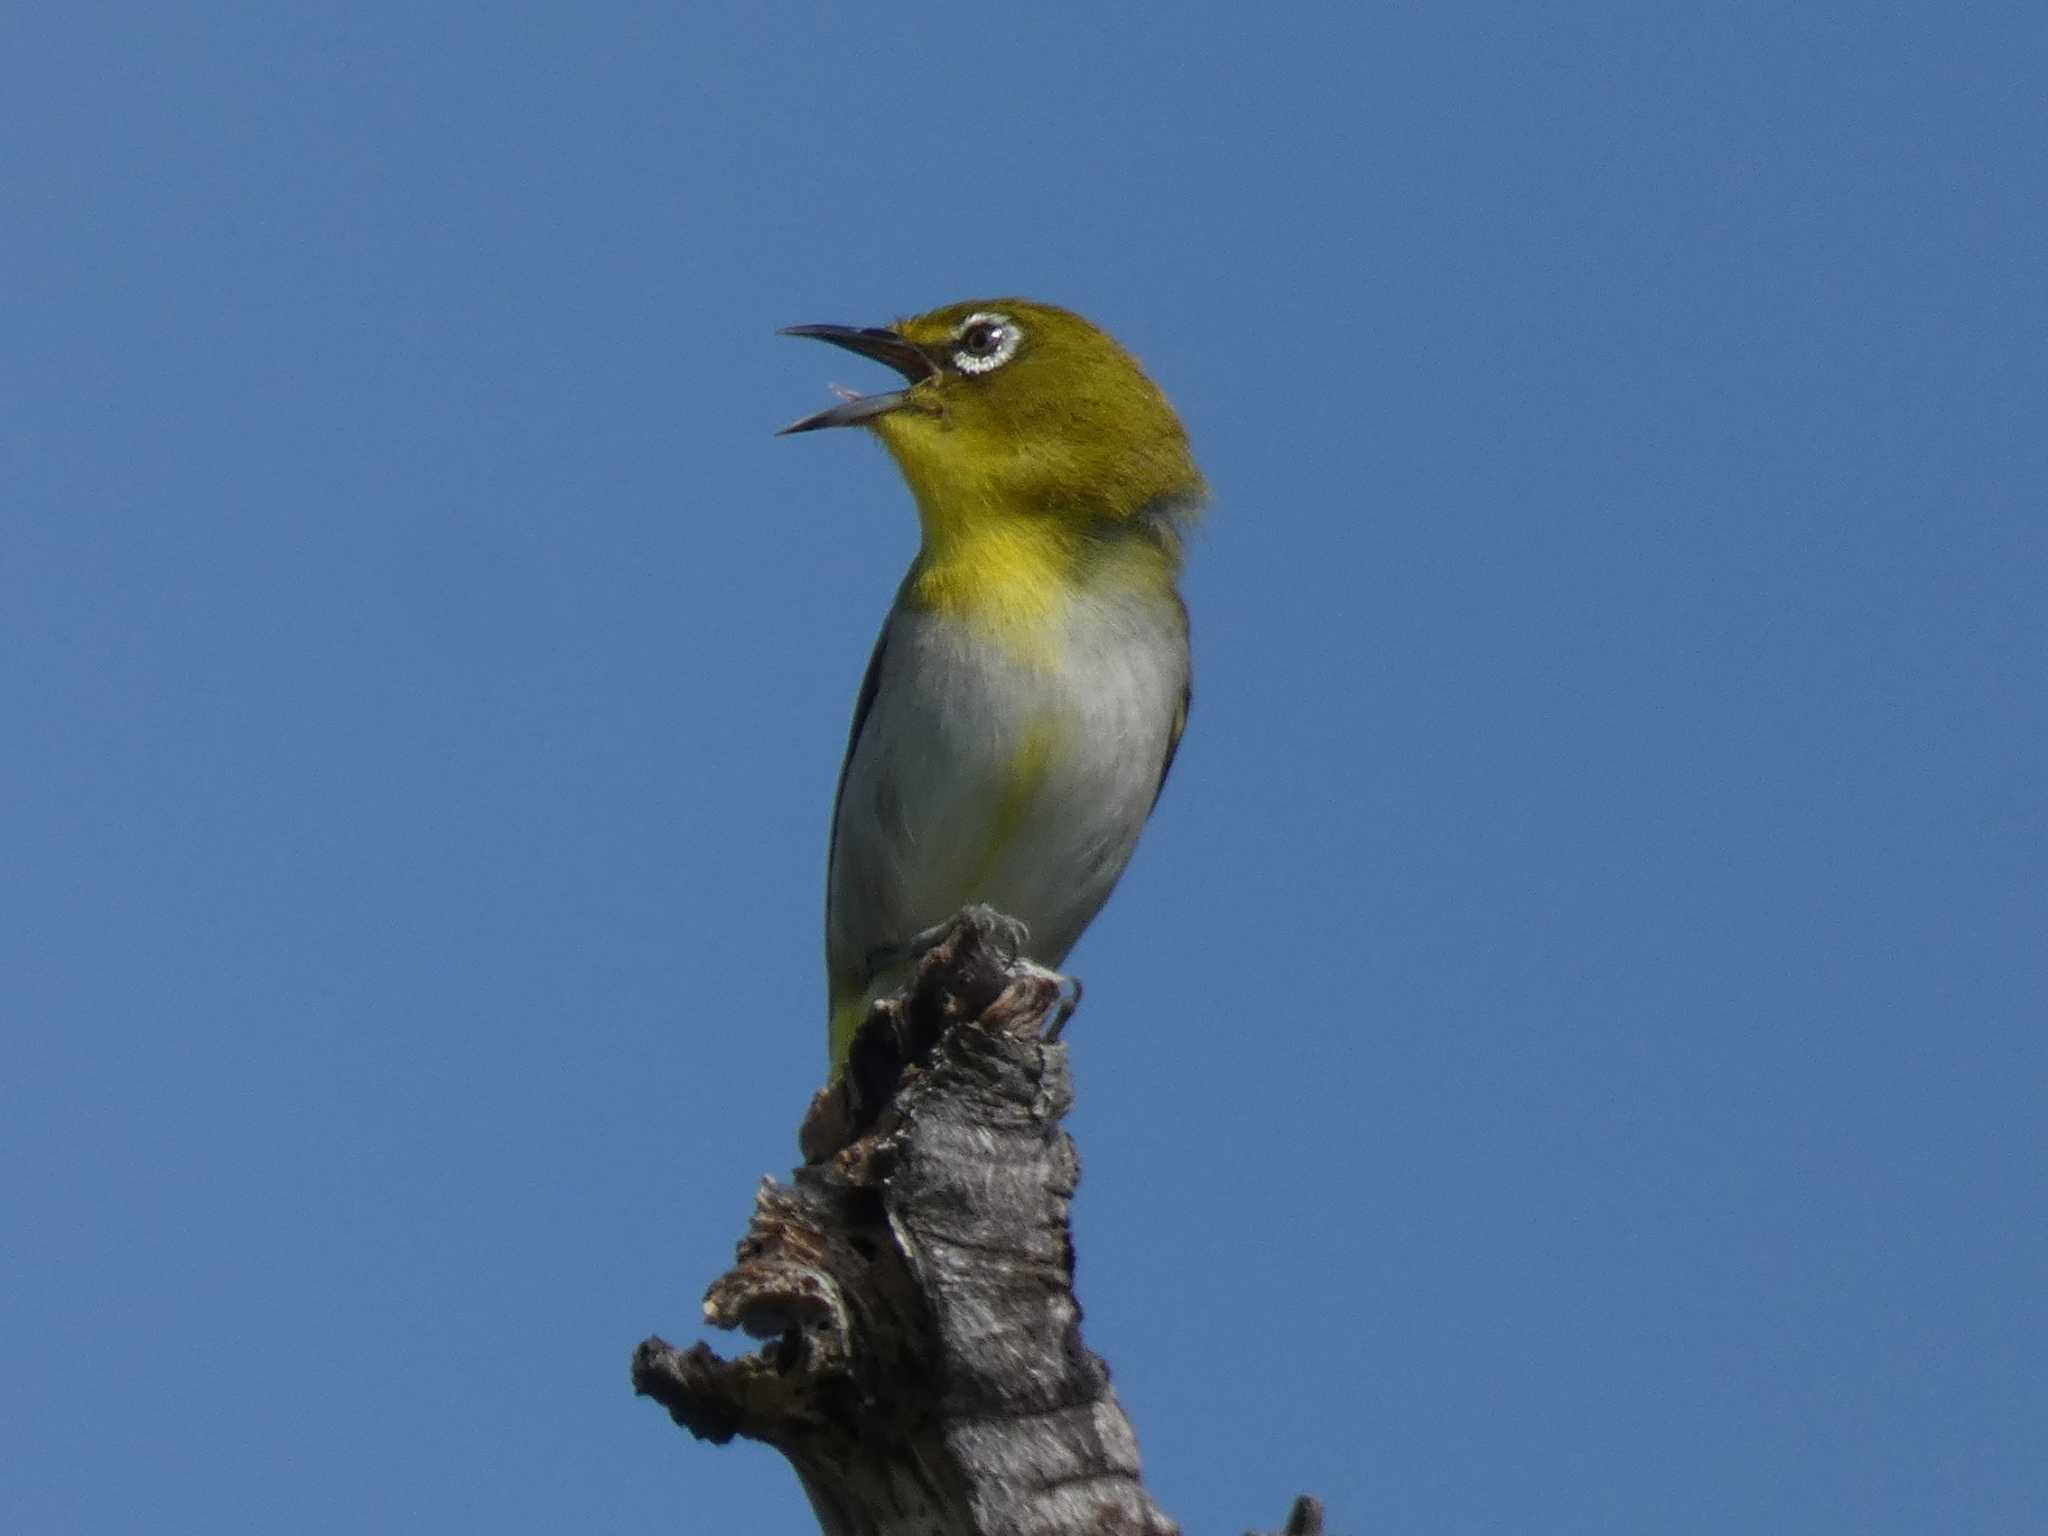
[[633, 907, 1320, 1536], [1252, 1495, 1326, 1536]]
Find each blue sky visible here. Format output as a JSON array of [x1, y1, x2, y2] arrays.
[[4, 3, 2043, 1531]]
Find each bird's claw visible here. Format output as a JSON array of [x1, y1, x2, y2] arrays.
[[1043, 971, 1083, 1040], [951, 904, 1031, 959], [1004, 958, 1081, 1039], [863, 906, 1033, 983]]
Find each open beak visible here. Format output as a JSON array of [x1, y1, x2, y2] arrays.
[[777, 324, 938, 435]]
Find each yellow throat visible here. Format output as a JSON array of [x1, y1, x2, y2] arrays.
[[782, 298, 1204, 649]]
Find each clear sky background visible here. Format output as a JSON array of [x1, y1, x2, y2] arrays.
[[4, 4, 2043, 1532]]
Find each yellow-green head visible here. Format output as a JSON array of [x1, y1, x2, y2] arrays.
[[781, 300, 1206, 554]]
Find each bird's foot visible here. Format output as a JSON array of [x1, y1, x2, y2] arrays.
[[869, 905, 1032, 978], [1036, 967, 1083, 1040], [943, 904, 1032, 960], [940, 909, 1079, 1038]]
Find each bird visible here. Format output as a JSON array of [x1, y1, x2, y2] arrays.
[[781, 299, 1205, 1066]]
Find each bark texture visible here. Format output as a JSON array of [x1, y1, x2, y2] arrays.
[[632, 907, 1320, 1536]]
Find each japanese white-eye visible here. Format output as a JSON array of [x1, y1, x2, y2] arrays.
[[782, 299, 1204, 1063]]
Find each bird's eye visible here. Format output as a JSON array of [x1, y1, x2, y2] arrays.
[[951, 312, 1021, 374]]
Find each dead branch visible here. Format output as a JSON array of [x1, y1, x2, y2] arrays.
[[633, 907, 1320, 1536]]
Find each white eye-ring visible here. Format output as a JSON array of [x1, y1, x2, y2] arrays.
[[951, 311, 1022, 374]]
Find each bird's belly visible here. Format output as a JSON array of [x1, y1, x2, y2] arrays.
[[829, 598, 1182, 978]]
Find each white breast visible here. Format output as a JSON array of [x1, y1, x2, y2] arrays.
[[827, 578, 1188, 993]]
